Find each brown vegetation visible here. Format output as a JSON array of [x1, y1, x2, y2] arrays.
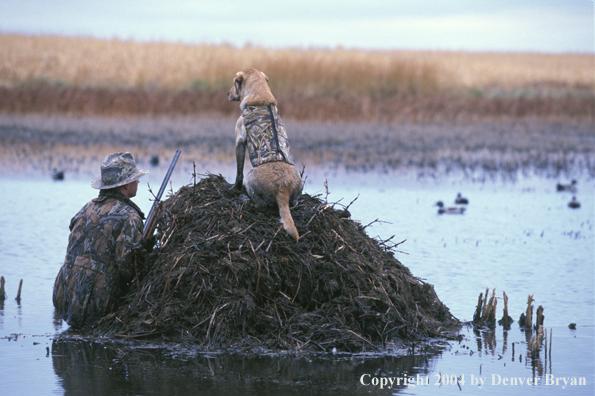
[[0, 34, 593, 122], [2, 34, 592, 93], [1, 34, 592, 178], [1, 114, 593, 178], [93, 174, 458, 352], [1, 86, 593, 123]]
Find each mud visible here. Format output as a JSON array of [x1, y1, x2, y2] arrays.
[[1, 113, 593, 179]]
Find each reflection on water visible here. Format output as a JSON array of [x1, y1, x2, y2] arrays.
[[473, 327, 553, 379], [51, 338, 441, 396], [45, 324, 593, 396]]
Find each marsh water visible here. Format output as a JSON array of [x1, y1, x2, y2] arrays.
[[0, 168, 593, 395]]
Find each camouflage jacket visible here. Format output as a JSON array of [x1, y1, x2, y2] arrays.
[[242, 104, 293, 167], [52, 191, 144, 329]]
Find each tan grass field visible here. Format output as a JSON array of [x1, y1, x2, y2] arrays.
[[1, 34, 593, 122], [1, 33, 593, 96]]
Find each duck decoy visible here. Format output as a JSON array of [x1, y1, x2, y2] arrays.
[[455, 192, 469, 204], [568, 196, 580, 209], [435, 201, 466, 214], [52, 169, 65, 181], [557, 180, 577, 192], [150, 155, 160, 166]]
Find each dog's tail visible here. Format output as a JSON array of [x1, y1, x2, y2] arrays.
[[276, 192, 299, 242]]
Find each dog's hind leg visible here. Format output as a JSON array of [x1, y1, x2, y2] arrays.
[[244, 163, 302, 241]]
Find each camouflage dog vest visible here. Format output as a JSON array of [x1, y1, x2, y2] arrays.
[[242, 104, 293, 167]]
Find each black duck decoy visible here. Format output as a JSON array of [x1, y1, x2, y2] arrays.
[[52, 169, 65, 181], [568, 196, 580, 209], [435, 201, 466, 214], [454, 192, 469, 204], [557, 180, 577, 192]]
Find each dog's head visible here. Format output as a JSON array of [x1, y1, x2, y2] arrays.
[[227, 68, 276, 108]]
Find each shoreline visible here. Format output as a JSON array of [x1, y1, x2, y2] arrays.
[[1, 86, 593, 124], [1, 113, 594, 180]]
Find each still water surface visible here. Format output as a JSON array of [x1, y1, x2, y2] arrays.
[[0, 169, 593, 395]]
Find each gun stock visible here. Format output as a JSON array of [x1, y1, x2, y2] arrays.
[[143, 149, 181, 239]]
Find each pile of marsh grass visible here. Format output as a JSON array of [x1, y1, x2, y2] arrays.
[[94, 174, 458, 353]]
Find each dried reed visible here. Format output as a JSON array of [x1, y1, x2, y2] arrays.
[[93, 174, 458, 350], [473, 287, 498, 328], [524, 294, 535, 329], [498, 291, 513, 329], [1, 33, 592, 97]]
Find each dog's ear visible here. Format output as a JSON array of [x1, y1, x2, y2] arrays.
[[234, 72, 244, 91], [260, 71, 269, 82]]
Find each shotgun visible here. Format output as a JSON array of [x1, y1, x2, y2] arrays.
[[143, 149, 181, 239]]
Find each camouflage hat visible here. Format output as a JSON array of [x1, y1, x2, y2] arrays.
[[91, 152, 148, 189]]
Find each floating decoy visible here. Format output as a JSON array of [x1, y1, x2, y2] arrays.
[[150, 155, 160, 166], [455, 193, 469, 204], [435, 201, 466, 214], [568, 196, 580, 209], [52, 169, 64, 181], [557, 180, 577, 192]]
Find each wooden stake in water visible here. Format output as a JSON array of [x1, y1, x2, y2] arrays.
[[549, 328, 552, 356], [498, 291, 513, 328], [525, 294, 534, 329], [473, 292, 483, 323], [15, 279, 23, 302], [473, 288, 502, 328], [544, 327, 548, 359], [481, 287, 489, 315], [490, 296, 497, 325], [480, 288, 497, 327], [0, 276, 6, 301], [535, 305, 544, 330]]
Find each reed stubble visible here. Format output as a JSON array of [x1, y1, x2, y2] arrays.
[[1, 113, 592, 179]]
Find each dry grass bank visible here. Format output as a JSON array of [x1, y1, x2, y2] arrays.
[[2, 34, 593, 122], [2, 34, 593, 95]]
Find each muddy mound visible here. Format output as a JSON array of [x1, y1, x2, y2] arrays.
[[94, 174, 457, 352]]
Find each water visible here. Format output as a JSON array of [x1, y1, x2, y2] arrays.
[[0, 170, 593, 395]]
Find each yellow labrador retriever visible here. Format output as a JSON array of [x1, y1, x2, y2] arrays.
[[227, 68, 303, 241]]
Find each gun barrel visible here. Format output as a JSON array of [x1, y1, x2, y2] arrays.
[[143, 149, 181, 236]]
